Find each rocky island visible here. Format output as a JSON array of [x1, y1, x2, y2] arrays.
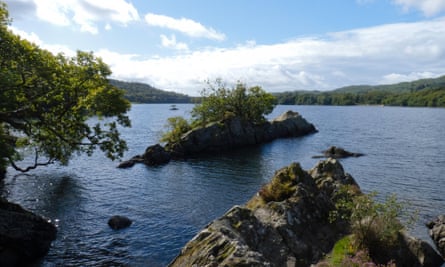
[[169, 159, 444, 267], [119, 110, 317, 167]]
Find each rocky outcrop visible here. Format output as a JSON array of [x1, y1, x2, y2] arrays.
[[0, 197, 57, 266], [108, 215, 132, 230], [312, 146, 364, 159], [167, 110, 317, 158], [427, 215, 445, 258], [118, 144, 171, 168], [119, 111, 317, 168], [169, 159, 357, 266], [168, 159, 443, 267]]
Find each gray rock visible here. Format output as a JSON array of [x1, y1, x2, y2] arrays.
[[168, 159, 443, 267], [0, 197, 57, 266], [108, 215, 132, 230], [427, 215, 445, 258], [169, 159, 356, 267], [142, 144, 171, 166], [313, 146, 364, 159], [167, 111, 317, 157]]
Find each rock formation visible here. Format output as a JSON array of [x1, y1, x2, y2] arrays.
[[0, 197, 57, 266], [108, 215, 132, 230], [168, 159, 443, 267], [312, 146, 364, 159], [427, 215, 445, 258], [119, 110, 317, 168]]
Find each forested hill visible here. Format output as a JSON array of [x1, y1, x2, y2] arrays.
[[333, 75, 445, 94], [274, 75, 445, 107], [109, 79, 193, 103]]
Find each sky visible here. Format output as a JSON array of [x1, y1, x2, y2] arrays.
[[4, 0, 445, 95]]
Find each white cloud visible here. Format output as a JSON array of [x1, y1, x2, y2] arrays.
[[19, 0, 139, 34], [9, 26, 76, 56], [145, 13, 226, 41], [99, 17, 445, 95], [392, 0, 445, 16], [160, 34, 189, 50]]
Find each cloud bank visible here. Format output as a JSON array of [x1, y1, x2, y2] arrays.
[[100, 17, 445, 95]]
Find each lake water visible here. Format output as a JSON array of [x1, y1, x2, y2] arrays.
[[1, 104, 444, 266]]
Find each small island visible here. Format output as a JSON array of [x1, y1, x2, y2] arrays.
[[119, 81, 317, 168]]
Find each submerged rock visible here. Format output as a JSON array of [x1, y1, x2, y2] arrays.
[[108, 215, 132, 230], [312, 146, 364, 159], [0, 197, 57, 266], [168, 159, 443, 267]]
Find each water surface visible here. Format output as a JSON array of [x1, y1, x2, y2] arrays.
[[1, 104, 444, 266]]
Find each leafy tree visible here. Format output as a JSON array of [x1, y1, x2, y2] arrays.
[[191, 79, 276, 127], [0, 2, 131, 178]]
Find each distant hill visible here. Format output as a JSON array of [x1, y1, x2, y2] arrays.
[[333, 75, 445, 94], [274, 75, 445, 107], [109, 79, 193, 103]]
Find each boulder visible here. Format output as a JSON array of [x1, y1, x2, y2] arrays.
[[108, 215, 132, 230], [142, 144, 171, 166], [313, 146, 364, 159], [427, 215, 445, 258], [0, 197, 57, 266]]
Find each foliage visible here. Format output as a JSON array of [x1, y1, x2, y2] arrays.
[[329, 187, 417, 264], [160, 116, 191, 144], [0, 3, 131, 175], [109, 79, 194, 103], [191, 79, 276, 127]]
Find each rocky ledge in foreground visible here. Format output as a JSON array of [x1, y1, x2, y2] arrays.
[[0, 197, 57, 266], [169, 159, 443, 267], [119, 110, 317, 168]]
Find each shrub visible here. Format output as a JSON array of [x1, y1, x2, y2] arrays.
[[160, 116, 191, 144]]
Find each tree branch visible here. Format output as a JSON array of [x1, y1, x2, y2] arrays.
[[7, 149, 55, 173]]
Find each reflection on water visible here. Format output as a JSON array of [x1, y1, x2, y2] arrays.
[[1, 104, 444, 266]]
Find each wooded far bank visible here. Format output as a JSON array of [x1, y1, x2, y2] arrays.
[[114, 75, 445, 107]]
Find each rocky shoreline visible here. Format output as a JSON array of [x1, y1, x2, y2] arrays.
[[0, 197, 57, 266], [168, 159, 444, 267]]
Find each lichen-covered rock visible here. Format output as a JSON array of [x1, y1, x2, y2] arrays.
[[0, 197, 57, 266], [168, 159, 357, 267], [169, 159, 443, 267]]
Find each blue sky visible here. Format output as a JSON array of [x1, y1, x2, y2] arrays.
[[4, 0, 445, 95]]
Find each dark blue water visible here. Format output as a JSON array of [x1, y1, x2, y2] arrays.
[[1, 104, 444, 266]]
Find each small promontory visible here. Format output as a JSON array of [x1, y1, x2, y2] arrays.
[[168, 159, 444, 267]]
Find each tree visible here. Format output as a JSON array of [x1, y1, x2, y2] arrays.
[[0, 2, 131, 178], [191, 79, 276, 127]]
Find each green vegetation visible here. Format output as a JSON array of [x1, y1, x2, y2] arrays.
[[274, 75, 445, 107], [109, 79, 193, 103], [324, 187, 417, 266], [161, 79, 276, 143], [0, 2, 130, 177]]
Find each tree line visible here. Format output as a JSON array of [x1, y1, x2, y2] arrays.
[[274, 88, 445, 107]]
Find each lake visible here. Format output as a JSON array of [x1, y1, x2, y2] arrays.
[[1, 104, 444, 266]]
